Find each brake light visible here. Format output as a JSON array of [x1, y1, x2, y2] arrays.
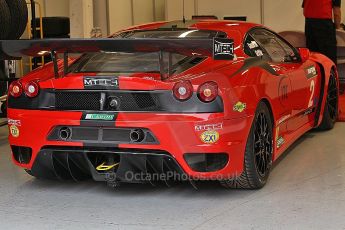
[[173, 81, 193, 101], [9, 81, 23, 98], [198, 82, 218, 102], [24, 81, 40, 98]]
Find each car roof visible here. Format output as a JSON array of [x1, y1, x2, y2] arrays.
[[114, 20, 262, 38]]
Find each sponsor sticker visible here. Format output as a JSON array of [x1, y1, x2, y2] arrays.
[[255, 49, 264, 57], [247, 41, 259, 49], [84, 77, 119, 89], [8, 119, 21, 126], [233, 102, 247, 113], [200, 130, 220, 144], [277, 136, 285, 148], [275, 127, 284, 148], [305, 66, 317, 79], [9, 125, 19, 138], [195, 123, 223, 132], [85, 114, 115, 121], [213, 38, 234, 60]]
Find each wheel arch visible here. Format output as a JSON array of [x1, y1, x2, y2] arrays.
[[260, 98, 275, 124]]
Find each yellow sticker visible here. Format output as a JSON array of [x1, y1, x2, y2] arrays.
[[200, 130, 219, 144], [9, 125, 19, 138], [233, 102, 247, 112]]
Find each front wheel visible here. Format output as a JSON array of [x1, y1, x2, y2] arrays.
[[221, 102, 273, 189]]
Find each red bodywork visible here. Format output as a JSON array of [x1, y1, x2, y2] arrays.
[[7, 20, 338, 181]]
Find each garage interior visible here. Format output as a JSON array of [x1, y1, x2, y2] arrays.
[[1, 0, 345, 229]]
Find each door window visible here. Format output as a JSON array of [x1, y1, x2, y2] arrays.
[[249, 29, 299, 63]]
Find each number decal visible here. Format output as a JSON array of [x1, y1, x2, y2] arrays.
[[308, 80, 315, 108]]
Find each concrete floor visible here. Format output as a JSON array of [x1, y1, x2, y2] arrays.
[[1, 124, 345, 230]]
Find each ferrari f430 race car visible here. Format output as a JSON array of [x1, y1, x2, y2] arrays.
[[0, 20, 339, 189]]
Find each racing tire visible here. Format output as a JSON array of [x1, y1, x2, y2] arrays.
[[1, 101, 6, 117], [221, 102, 273, 189], [32, 17, 70, 38], [25, 169, 34, 177], [5, 0, 28, 39], [0, 0, 11, 39], [317, 71, 338, 131]]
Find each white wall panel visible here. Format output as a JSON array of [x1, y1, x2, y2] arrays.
[[93, 0, 108, 36], [70, 0, 93, 38], [133, 0, 154, 25], [166, 0, 196, 21], [108, 0, 133, 34], [165, 0, 345, 32], [155, 0, 166, 21], [197, 0, 261, 23], [44, 0, 69, 17], [263, 0, 304, 32]]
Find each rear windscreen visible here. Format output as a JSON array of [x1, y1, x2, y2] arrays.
[[114, 29, 223, 39], [70, 52, 205, 76], [69, 29, 223, 76]]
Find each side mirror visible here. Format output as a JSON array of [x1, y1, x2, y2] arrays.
[[299, 48, 310, 63]]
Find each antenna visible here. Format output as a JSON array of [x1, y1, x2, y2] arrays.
[[182, 0, 186, 23]]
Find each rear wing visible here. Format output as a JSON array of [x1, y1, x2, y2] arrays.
[[0, 38, 234, 60], [0, 38, 234, 78]]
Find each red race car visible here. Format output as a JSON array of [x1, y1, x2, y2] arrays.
[[0, 20, 339, 189]]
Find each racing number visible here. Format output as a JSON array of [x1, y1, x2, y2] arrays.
[[308, 80, 315, 108]]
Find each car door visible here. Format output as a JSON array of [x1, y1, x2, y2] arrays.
[[249, 29, 315, 131]]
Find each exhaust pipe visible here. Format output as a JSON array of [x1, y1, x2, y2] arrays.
[[59, 127, 72, 140], [130, 129, 145, 143]]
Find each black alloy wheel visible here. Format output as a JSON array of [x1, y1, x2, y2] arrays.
[[253, 112, 273, 178], [221, 102, 273, 189], [318, 71, 338, 130], [326, 73, 338, 122]]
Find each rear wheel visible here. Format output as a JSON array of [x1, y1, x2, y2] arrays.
[[221, 102, 273, 189], [25, 169, 34, 177], [318, 71, 338, 130]]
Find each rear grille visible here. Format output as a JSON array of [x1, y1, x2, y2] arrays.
[[110, 92, 160, 111], [55, 91, 162, 111], [56, 91, 100, 110]]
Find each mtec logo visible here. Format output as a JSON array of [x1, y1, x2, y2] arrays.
[[84, 77, 119, 88], [213, 38, 234, 60]]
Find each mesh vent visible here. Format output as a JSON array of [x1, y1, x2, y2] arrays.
[[109, 93, 161, 111], [55, 91, 162, 111], [56, 92, 100, 111]]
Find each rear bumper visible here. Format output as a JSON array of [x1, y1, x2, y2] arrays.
[[8, 109, 253, 181]]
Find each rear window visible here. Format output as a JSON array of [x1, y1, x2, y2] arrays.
[[69, 29, 223, 76], [114, 29, 225, 39], [70, 52, 205, 76], [69, 29, 224, 76]]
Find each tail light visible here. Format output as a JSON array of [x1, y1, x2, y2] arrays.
[[24, 81, 40, 98], [9, 81, 23, 98], [198, 82, 218, 102], [173, 81, 193, 101]]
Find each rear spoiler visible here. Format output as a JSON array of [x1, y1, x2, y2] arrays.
[[0, 38, 234, 77]]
